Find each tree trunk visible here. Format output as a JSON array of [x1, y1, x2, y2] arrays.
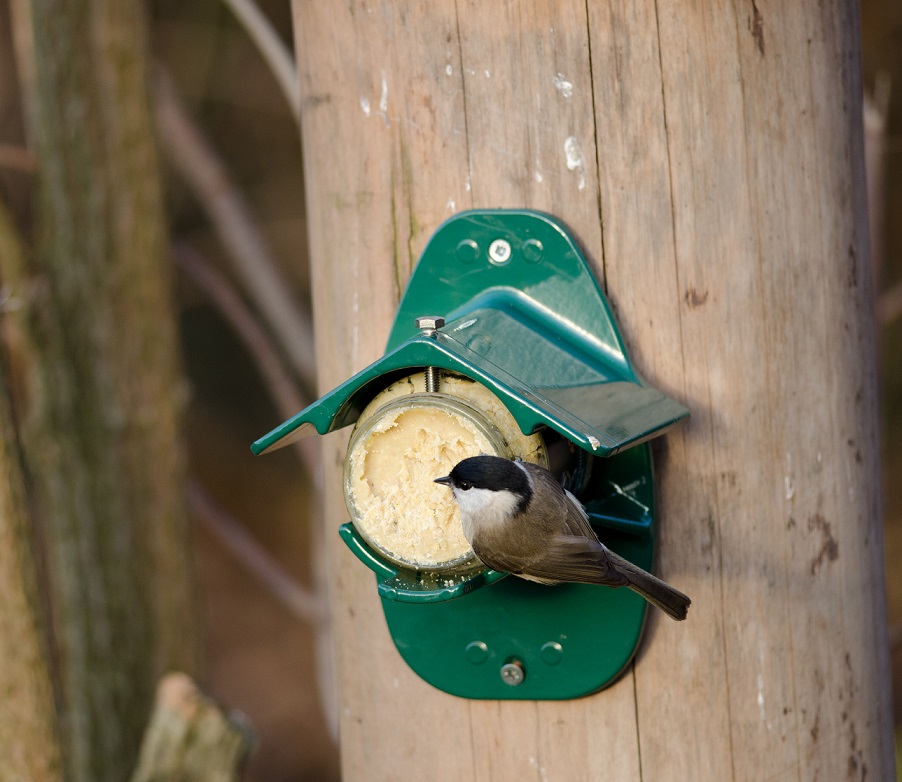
[[292, 0, 894, 779], [0, 202, 64, 782], [6, 0, 199, 778]]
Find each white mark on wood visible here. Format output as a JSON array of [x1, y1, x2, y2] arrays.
[[445, 63, 453, 76], [535, 171, 543, 183], [783, 451, 795, 501], [784, 475, 795, 502], [484, 69, 491, 78], [378, 72, 389, 126], [553, 72, 573, 98], [465, 175, 472, 192], [528, 755, 549, 782], [564, 136, 586, 190], [446, 199, 456, 212], [360, 98, 371, 116], [757, 673, 766, 719]]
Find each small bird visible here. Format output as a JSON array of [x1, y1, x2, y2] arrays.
[[435, 455, 691, 621]]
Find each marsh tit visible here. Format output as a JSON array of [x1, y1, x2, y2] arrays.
[[435, 454, 691, 621]]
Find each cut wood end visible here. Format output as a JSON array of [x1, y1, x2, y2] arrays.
[[155, 671, 202, 717], [130, 673, 255, 782]]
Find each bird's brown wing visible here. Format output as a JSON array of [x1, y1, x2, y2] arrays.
[[517, 535, 631, 587], [470, 540, 539, 580], [517, 460, 600, 541]]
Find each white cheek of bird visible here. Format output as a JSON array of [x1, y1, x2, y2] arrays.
[[452, 485, 521, 541]]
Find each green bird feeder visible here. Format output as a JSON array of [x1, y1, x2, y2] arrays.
[[253, 209, 688, 700]]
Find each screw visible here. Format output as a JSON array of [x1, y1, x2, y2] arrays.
[[416, 316, 445, 392], [488, 239, 512, 265], [500, 660, 525, 686]]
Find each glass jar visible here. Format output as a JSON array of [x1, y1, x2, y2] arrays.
[[343, 393, 513, 574]]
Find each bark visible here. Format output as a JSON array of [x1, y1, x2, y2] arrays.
[[6, 0, 199, 778], [0, 202, 64, 782]]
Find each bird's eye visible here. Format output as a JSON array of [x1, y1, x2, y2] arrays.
[[457, 480, 472, 491]]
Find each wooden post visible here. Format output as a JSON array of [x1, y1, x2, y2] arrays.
[[292, 1, 894, 779]]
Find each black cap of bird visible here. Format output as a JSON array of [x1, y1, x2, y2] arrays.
[[434, 454, 690, 621]]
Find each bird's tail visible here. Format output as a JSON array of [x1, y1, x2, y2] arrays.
[[606, 549, 691, 621]]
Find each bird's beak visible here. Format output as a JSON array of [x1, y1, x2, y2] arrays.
[[434, 476, 452, 487]]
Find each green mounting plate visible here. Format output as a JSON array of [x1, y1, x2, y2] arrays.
[[253, 209, 688, 699]]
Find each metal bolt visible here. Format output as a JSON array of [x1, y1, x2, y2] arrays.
[[415, 316, 445, 334], [500, 660, 525, 686], [416, 316, 445, 392], [488, 238, 512, 265]]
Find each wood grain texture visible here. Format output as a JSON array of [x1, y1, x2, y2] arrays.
[[292, 0, 893, 779]]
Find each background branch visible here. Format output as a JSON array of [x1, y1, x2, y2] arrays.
[[188, 482, 326, 625], [0, 144, 35, 172], [219, 0, 300, 119], [155, 67, 316, 389], [174, 242, 318, 474]]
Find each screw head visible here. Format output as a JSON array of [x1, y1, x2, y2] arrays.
[[488, 239, 512, 265], [415, 316, 445, 332], [500, 660, 525, 686]]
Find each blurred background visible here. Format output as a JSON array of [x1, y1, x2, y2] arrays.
[[151, 2, 338, 779], [1, 1, 901, 780]]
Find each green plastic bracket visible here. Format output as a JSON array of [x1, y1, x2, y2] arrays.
[[252, 209, 688, 699]]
